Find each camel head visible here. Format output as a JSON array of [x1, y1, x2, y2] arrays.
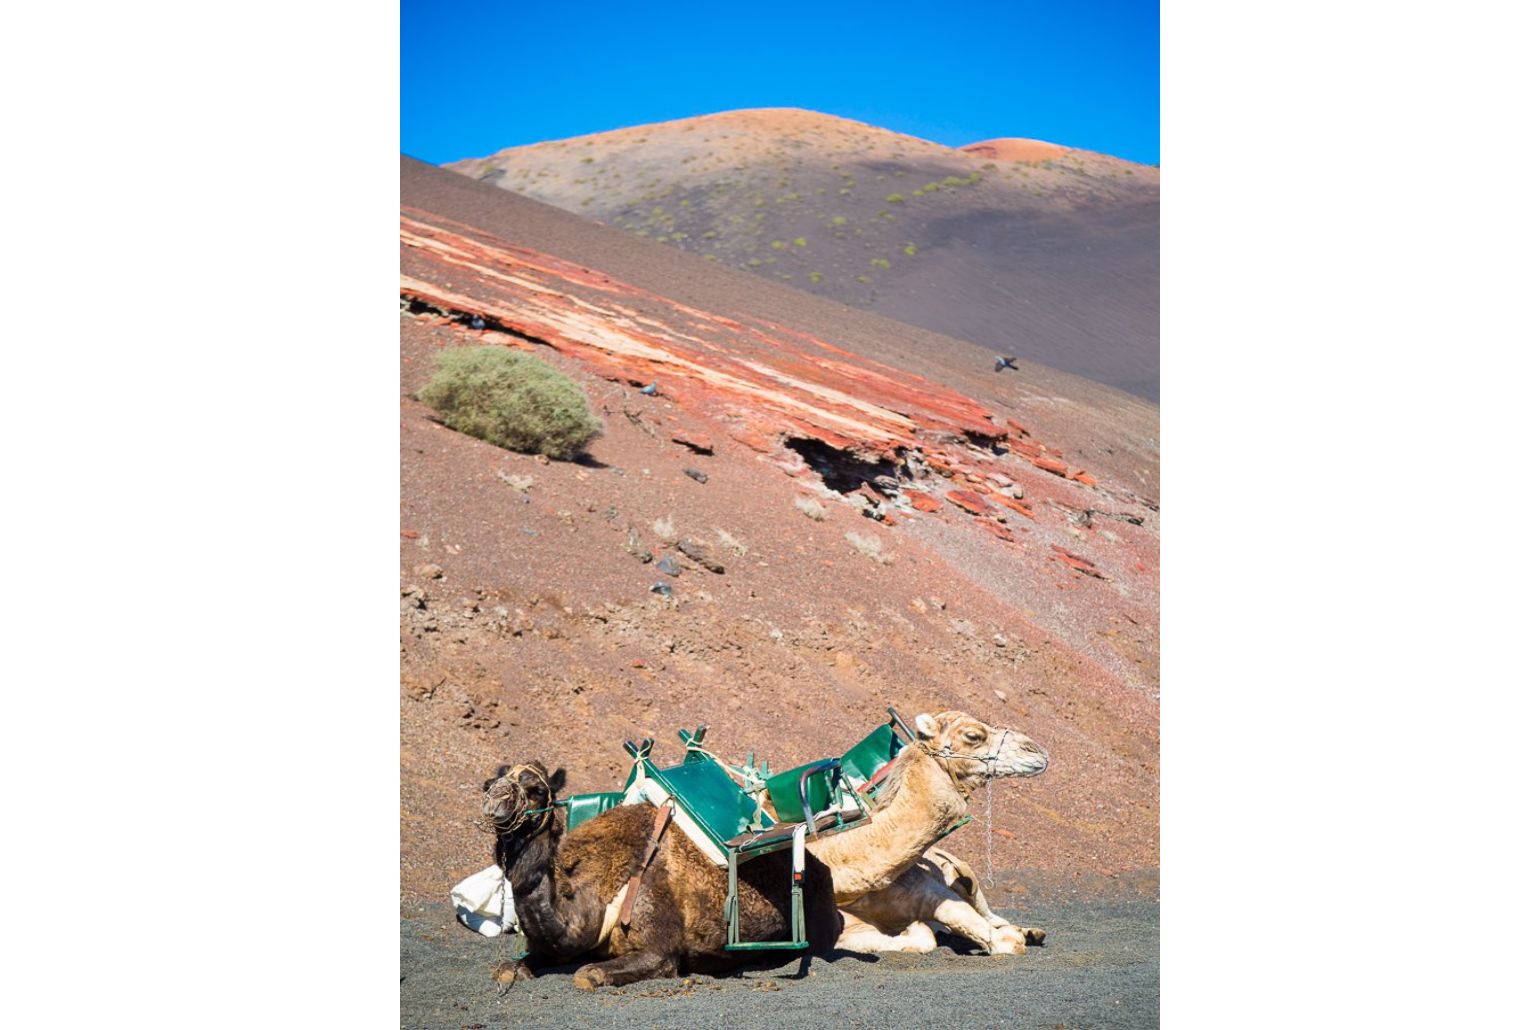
[[912, 710, 1048, 794], [481, 761, 566, 835]]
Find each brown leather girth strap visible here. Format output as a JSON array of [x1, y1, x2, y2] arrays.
[[619, 800, 673, 928]]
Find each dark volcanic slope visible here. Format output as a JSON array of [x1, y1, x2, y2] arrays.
[[445, 108, 1160, 400], [400, 157, 1159, 905]]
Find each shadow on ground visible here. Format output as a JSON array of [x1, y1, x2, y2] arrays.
[[401, 870, 1158, 1029]]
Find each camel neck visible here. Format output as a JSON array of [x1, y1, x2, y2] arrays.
[[806, 745, 968, 903]]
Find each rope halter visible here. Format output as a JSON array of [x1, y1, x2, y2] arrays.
[[482, 763, 561, 839], [916, 729, 1009, 799]]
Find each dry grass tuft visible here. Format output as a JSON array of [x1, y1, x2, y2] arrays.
[[795, 497, 828, 521], [845, 531, 894, 564]]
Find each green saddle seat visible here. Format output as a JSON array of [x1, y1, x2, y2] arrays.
[[764, 759, 844, 824]]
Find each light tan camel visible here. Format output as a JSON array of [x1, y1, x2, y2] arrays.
[[805, 710, 1050, 956]]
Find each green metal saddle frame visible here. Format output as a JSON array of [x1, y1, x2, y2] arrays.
[[561, 709, 923, 952]]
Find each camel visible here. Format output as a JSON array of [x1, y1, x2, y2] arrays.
[[810, 710, 1050, 956], [482, 760, 842, 989], [479, 710, 1048, 986]]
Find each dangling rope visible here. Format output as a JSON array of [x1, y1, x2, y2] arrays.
[[985, 775, 994, 887]]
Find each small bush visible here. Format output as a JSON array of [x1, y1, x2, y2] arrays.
[[715, 528, 749, 556], [845, 531, 894, 564], [416, 347, 602, 460], [871, 258, 890, 270], [886, 193, 905, 203], [795, 497, 828, 521], [652, 516, 677, 543]]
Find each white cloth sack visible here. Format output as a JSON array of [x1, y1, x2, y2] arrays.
[[451, 864, 519, 937]]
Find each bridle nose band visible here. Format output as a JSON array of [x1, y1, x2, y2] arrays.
[[918, 731, 1010, 796], [484, 764, 559, 837]]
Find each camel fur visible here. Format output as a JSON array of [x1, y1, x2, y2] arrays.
[[482, 761, 841, 990], [814, 710, 1050, 955]]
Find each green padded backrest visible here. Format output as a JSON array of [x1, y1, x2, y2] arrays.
[[842, 723, 905, 783], [648, 759, 762, 845], [764, 760, 840, 824], [565, 791, 624, 832]]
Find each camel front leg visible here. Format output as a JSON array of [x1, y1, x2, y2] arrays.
[[927, 894, 1027, 955], [571, 949, 679, 991], [925, 847, 1046, 944], [854, 868, 1020, 955]]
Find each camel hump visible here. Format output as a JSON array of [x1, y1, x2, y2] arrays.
[[561, 804, 660, 889]]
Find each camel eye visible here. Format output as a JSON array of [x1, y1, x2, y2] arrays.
[[964, 732, 984, 744]]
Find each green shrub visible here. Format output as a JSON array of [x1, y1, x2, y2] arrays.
[[416, 347, 602, 460], [886, 193, 904, 203]]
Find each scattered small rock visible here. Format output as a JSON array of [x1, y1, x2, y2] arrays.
[[993, 634, 1009, 648], [994, 689, 1008, 701], [649, 581, 672, 597], [683, 468, 708, 484], [415, 563, 444, 580], [676, 539, 725, 574], [656, 555, 681, 577]]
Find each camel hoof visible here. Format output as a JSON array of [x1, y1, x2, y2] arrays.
[[572, 965, 606, 991], [989, 926, 1028, 955], [492, 959, 535, 984], [1024, 926, 1047, 946]]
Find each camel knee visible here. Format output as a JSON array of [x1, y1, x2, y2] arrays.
[[572, 951, 676, 990]]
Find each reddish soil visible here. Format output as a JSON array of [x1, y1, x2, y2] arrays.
[[960, 138, 1071, 163], [400, 160, 1158, 906]]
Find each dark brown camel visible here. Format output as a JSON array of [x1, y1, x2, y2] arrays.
[[482, 761, 843, 989]]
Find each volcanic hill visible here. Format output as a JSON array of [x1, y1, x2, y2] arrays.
[[445, 108, 1159, 401], [400, 157, 1159, 904]]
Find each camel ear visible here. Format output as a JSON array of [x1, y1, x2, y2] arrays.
[[482, 765, 511, 792], [914, 712, 941, 740], [548, 767, 567, 794]]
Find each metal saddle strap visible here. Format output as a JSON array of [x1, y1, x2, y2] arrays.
[[619, 800, 674, 927]]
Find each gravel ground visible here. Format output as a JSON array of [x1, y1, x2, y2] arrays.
[[401, 872, 1157, 1029]]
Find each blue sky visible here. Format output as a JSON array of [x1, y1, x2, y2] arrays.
[[402, 1, 1158, 165]]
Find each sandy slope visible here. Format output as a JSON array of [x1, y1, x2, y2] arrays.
[[441, 108, 1159, 400]]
